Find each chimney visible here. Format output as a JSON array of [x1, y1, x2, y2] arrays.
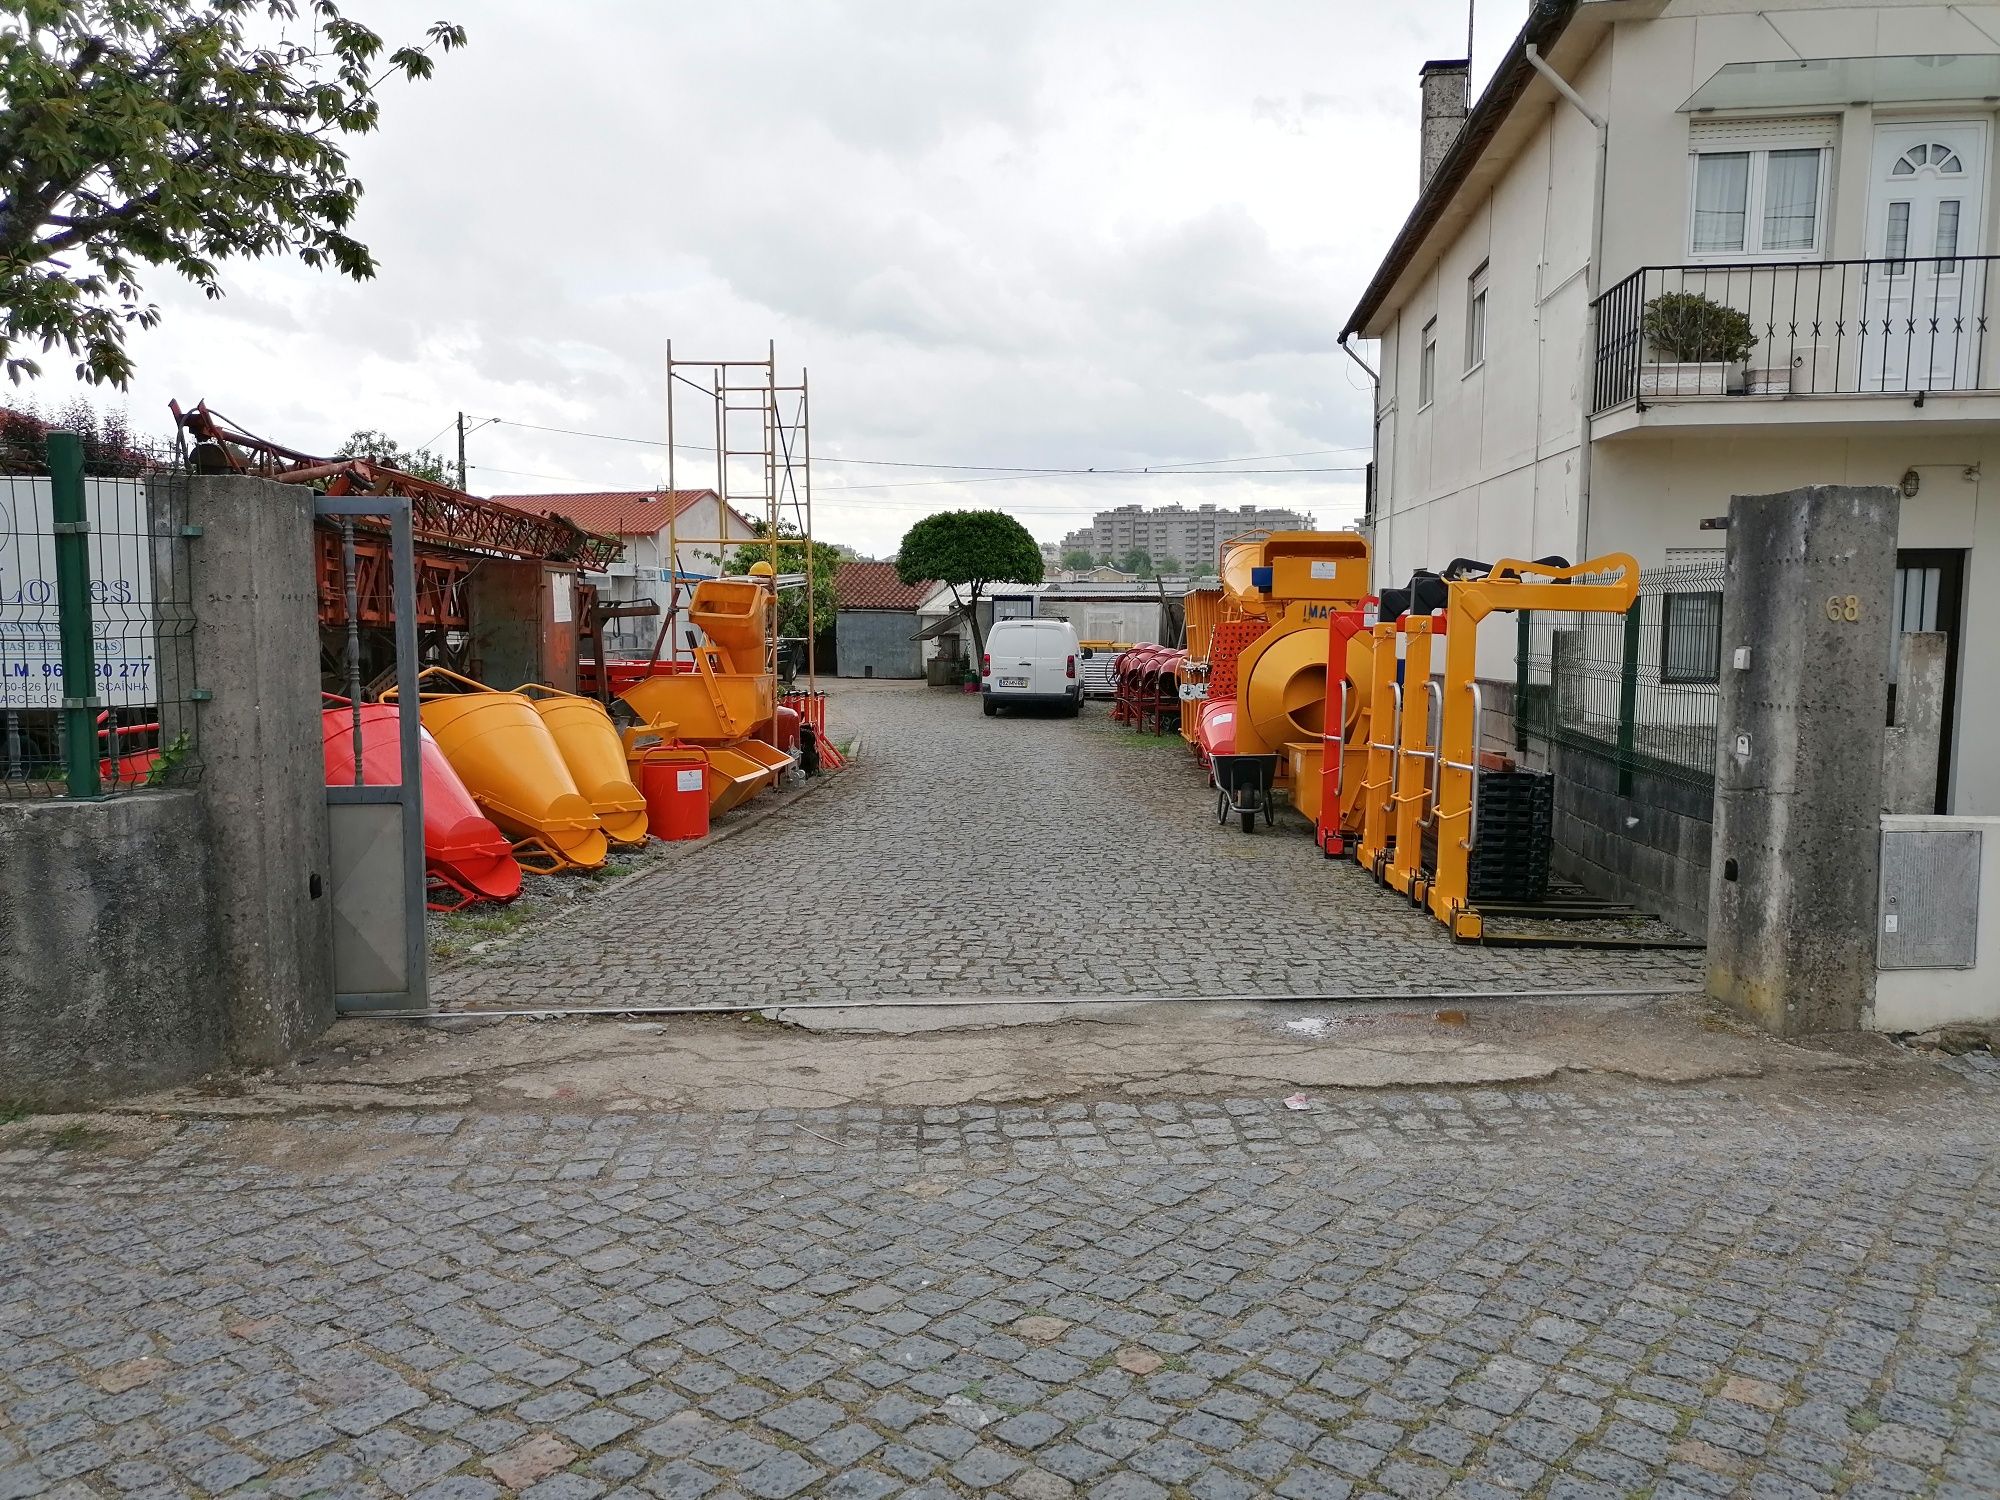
[[1419, 58, 1471, 190]]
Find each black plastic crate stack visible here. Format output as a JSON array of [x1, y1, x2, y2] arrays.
[[1467, 768, 1554, 903]]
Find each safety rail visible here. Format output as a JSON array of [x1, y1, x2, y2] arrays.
[[1593, 257, 2000, 413], [1413, 679, 1443, 830], [1440, 680, 1485, 854]]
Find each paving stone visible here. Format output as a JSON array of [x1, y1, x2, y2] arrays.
[[3, 885, 1997, 1500], [486, 1435, 577, 1491]]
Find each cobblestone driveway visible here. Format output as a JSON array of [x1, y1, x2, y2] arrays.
[[434, 685, 1702, 1012], [4, 1073, 1997, 1500]]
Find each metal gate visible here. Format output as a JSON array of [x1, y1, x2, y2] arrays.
[[317, 494, 428, 1014]]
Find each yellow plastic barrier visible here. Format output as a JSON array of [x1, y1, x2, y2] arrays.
[[518, 684, 648, 846], [388, 668, 607, 872]]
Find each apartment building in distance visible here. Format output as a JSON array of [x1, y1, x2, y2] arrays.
[[1061, 502, 1313, 570]]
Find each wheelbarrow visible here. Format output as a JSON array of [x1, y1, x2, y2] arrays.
[[1212, 752, 1279, 834]]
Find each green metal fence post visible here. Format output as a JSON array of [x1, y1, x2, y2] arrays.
[[48, 431, 101, 799], [1514, 610, 1531, 751], [1616, 599, 1641, 797]]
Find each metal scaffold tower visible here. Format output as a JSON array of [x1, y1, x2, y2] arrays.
[[663, 341, 816, 690]]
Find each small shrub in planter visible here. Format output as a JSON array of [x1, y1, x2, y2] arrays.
[[1640, 291, 1757, 395]]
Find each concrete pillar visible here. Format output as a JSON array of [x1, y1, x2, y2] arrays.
[[1883, 631, 1947, 814], [1420, 60, 1470, 189], [1707, 484, 1898, 1035], [155, 474, 334, 1066]]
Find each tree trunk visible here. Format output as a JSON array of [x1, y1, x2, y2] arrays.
[[961, 584, 985, 662]]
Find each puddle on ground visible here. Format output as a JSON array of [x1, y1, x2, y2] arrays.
[[1284, 1009, 1470, 1039]]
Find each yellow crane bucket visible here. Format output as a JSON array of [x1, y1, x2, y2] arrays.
[[387, 668, 607, 872], [700, 743, 774, 815], [686, 577, 774, 667], [517, 684, 649, 846]]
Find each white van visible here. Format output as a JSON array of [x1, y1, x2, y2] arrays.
[[982, 618, 1087, 717]]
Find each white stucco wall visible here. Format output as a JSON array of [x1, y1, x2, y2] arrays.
[[1362, 1, 2000, 813]]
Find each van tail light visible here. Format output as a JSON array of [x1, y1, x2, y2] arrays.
[[1066, 654, 1077, 679], [981, 653, 990, 677]]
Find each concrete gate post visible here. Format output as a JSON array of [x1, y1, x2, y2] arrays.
[[156, 474, 334, 1066], [1707, 484, 1898, 1035]]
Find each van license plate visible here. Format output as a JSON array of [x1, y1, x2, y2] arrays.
[[999, 676, 1028, 688]]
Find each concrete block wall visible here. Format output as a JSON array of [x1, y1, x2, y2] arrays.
[[1550, 744, 1713, 939]]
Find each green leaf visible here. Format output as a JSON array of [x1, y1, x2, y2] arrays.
[[0, 0, 466, 387]]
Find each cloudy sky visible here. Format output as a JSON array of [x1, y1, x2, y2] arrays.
[[27, 0, 1524, 558]]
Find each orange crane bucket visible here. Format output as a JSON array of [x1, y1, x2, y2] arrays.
[[517, 684, 649, 846], [387, 668, 607, 872]]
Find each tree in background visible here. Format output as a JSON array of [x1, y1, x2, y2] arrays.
[[335, 428, 454, 486], [0, 398, 166, 475], [716, 521, 842, 644], [896, 509, 1043, 658], [1116, 547, 1155, 578], [0, 1, 466, 387], [1059, 547, 1096, 571]]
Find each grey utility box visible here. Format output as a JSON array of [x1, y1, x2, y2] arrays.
[[1878, 827, 1982, 970]]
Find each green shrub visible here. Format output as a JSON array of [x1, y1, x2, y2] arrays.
[[1642, 291, 1756, 363]]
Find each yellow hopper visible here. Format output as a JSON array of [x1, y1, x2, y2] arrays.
[[389, 668, 607, 872], [517, 683, 648, 846]]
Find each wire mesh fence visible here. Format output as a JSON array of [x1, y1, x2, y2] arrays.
[[0, 465, 200, 798], [1516, 555, 1724, 791]]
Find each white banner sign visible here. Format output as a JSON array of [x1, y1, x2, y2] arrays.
[[0, 476, 157, 710]]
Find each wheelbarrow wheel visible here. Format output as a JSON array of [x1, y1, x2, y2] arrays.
[[1240, 804, 1256, 834]]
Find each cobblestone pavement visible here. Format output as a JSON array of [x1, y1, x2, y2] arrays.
[[4, 1071, 1998, 1500], [433, 685, 1702, 1012]]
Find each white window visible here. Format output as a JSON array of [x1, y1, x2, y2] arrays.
[[1419, 317, 1437, 408], [1465, 263, 1488, 372], [1689, 146, 1829, 257]]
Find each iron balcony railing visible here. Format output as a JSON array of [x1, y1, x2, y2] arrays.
[[1593, 256, 2000, 413]]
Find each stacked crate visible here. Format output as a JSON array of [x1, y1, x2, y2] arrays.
[[1466, 768, 1554, 903]]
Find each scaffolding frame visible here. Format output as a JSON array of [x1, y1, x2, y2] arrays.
[[663, 341, 816, 690]]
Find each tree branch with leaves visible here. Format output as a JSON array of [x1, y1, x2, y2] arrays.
[[0, 0, 466, 387]]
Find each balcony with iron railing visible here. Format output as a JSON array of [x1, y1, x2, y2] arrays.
[[1592, 257, 2000, 432]]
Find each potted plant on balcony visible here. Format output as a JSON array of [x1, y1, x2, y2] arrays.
[[1640, 290, 1757, 396]]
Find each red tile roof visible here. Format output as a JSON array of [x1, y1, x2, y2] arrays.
[[837, 560, 932, 610], [491, 489, 728, 537]]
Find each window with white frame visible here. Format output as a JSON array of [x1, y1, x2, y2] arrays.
[[1419, 317, 1437, 407], [1688, 125, 1832, 258], [1465, 263, 1488, 371]]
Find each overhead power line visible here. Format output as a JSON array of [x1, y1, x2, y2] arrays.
[[484, 415, 1367, 478]]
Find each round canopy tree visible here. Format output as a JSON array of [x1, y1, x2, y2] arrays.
[[896, 509, 1043, 659]]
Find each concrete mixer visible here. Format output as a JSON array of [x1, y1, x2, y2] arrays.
[[1183, 531, 1371, 832]]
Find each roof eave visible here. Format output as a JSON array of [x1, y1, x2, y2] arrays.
[[1343, 0, 1635, 341]]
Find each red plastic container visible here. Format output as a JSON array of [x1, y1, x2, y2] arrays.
[[639, 750, 709, 841], [772, 704, 801, 752]]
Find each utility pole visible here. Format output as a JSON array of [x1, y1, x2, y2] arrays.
[[456, 411, 467, 491]]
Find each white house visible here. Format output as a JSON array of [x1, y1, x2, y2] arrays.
[[1345, 0, 2000, 815], [493, 489, 759, 656]]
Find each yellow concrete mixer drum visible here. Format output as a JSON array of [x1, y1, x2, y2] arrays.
[[1227, 532, 1371, 759]]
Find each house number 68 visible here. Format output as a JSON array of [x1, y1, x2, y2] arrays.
[[1825, 594, 1862, 622]]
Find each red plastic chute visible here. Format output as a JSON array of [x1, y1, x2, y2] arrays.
[[321, 700, 523, 909]]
